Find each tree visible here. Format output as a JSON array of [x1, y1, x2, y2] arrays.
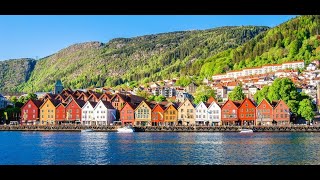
[[25, 93, 38, 102], [298, 99, 315, 123], [136, 90, 149, 99], [10, 96, 18, 104], [254, 85, 269, 104], [155, 95, 166, 103], [193, 85, 216, 104], [228, 86, 245, 101], [147, 95, 155, 102]]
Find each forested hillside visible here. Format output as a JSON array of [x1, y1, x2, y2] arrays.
[[15, 26, 267, 92], [0, 58, 36, 93], [200, 15, 320, 78]]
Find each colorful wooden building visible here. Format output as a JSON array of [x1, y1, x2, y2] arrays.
[[81, 101, 97, 126], [177, 99, 195, 126], [221, 99, 242, 125], [238, 98, 256, 126], [151, 103, 165, 126], [39, 99, 61, 125], [134, 101, 154, 126], [163, 102, 178, 126], [93, 100, 117, 126], [55, 103, 67, 124], [20, 99, 43, 125], [273, 99, 290, 125], [65, 98, 86, 124], [207, 101, 221, 126], [256, 99, 274, 125], [120, 102, 137, 125]]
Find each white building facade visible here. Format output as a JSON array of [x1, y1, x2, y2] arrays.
[[207, 101, 221, 126], [93, 100, 117, 126], [195, 102, 208, 125]]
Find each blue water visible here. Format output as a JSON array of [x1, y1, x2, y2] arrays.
[[0, 131, 319, 165]]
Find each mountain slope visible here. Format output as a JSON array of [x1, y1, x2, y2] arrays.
[[0, 58, 36, 93], [16, 26, 268, 92], [200, 15, 320, 78]]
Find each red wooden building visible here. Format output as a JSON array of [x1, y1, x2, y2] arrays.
[[256, 99, 274, 125], [151, 103, 165, 126], [273, 99, 290, 125], [20, 99, 43, 125], [120, 102, 137, 125], [55, 103, 67, 124], [65, 98, 86, 124], [221, 99, 242, 125], [238, 98, 256, 126]]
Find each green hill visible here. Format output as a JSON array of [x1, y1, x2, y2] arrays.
[[200, 15, 320, 78], [0, 58, 36, 93], [13, 26, 268, 92]]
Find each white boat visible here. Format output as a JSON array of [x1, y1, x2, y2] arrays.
[[239, 128, 253, 133], [117, 126, 134, 133], [81, 129, 93, 132]]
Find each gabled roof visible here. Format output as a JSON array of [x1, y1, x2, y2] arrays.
[[177, 98, 195, 109], [66, 98, 86, 108], [21, 99, 43, 109], [77, 92, 90, 99], [101, 100, 115, 109], [195, 101, 209, 109], [207, 101, 221, 109], [56, 102, 67, 108], [256, 98, 272, 108], [221, 99, 241, 109], [99, 93, 113, 101], [151, 103, 165, 111], [207, 96, 216, 104], [44, 93, 58, 99], [238, 98, 256, 108], [120, 102, 139, 111], [39, 98, 61, 109], [273, 99, 288, 109], [55, 94, 67, 101], [32, 99, 44, 108]]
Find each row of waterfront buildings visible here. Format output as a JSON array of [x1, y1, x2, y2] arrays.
[[20, 85, 291, 126]]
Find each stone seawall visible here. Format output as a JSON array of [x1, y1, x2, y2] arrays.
[[0, 125, 319, 132]]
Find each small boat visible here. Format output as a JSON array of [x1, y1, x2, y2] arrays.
[[117, 126, 134, 133], [81, 129, 93, 132], [239, 128, 253, 133]]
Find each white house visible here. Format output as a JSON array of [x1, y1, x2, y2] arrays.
[[81, 101, 97, 126], [207, 101, 221, 126], [195, 102, 209, 125], [93, 100, 117, 126]]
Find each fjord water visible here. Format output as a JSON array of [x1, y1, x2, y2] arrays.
[[0, 131, 319, 165]]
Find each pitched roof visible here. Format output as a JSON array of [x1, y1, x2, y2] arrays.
[[122, 102, 139, 111], [101, 101, 115, 109], [74, 99, 86, 108], [88, 101, 98, 108], [207, 96, 216, 104], [31, 99, 43, 108]]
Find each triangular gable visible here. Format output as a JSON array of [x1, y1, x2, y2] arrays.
[[195, 101, 208, 110], [177, 98, 194, 109], [221, 99, 239, 109], [256, 98, 272, 109]]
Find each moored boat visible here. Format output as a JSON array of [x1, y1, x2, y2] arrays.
[[117, 126, 134, 133], [239, 128, 253, 133], [81, 129, 93, 132]]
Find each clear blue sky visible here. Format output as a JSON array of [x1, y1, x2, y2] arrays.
[[0, 15, 296, 61]]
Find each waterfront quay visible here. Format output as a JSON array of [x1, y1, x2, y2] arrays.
[[1, 124, 320, 132]]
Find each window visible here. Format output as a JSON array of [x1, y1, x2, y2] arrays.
[[280, 114, 283, 118], [42, 115, 43, 118], [33, 115, 35, 118], [28, 104, 31, 108]]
